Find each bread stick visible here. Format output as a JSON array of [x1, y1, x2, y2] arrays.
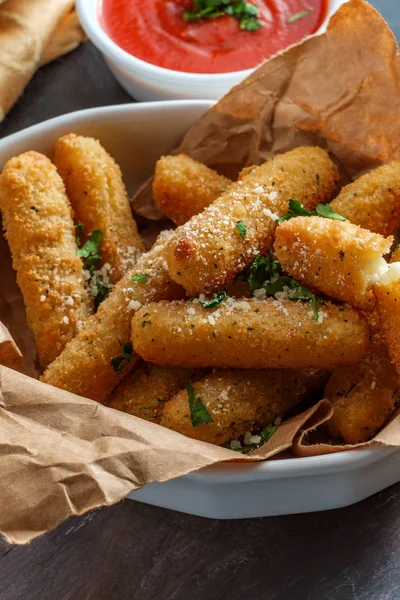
[[153, 154, 231, 225], [131, 298, 369, 370], [54, 134, 144, 283], [274, 216, 392, 310], [42, 231, 183, 402], [0, 151, 93, 368], [166, 147, 339, 295]]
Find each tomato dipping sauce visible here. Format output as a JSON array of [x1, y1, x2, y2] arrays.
[[102, 0, 328, 75]]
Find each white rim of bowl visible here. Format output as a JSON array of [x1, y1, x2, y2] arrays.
[[76, 0, 349, 83]]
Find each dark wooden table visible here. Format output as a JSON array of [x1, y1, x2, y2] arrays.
[[1, 2, 400, 598]]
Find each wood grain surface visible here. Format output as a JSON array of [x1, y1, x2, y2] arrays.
[[1, 2, 400, 597]]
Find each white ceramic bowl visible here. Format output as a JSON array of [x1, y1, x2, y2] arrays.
[[76, 0, 349, 101], [1, 101, 399, 518]]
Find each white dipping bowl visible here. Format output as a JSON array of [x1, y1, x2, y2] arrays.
[[76, 0, 348, 102], [0, 100, 399, 518]]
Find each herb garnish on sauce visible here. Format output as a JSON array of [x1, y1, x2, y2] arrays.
[[184, 0, 263, 32]]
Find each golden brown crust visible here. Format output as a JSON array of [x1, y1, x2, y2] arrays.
[[161, 368, 329, 445], [330, 161, 400, 235], [274, 216, 392, 310], [108, 362, 204, 423], [373, 278, 400, 375], [41, 231, 184, 402], [131, 298, 369, 370], [325, 316, 400, 444], [152, 154, 231, 225], [0, 151, 93, 368], [166, 147, 339, 296], [54, 134, 144, 283]]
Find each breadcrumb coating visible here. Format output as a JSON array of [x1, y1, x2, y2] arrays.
[[131, 297, 369, 370], [274, 216, 392, 310], [54, 134, 144, 283], [42, 231, 183, 402], [162, 368, 329, 446], [330, 161, 400, 235], [153, 154, 231, 225], [0, 151, 93, 368], [108, 362, 204, 423], [166, 147, 339, 295]]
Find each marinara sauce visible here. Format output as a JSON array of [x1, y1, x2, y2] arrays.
[[102, 0, 328, 74]]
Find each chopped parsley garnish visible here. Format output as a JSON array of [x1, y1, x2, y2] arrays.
[[111, 342, 134, 373], [315, 204, 347, 221], [131, 273, 149, 283], [276, 200, 346, 224], [230, 424, 277, 453], [199, 289, 227, 308], [75, 221, 84, 245], [276, 199, 313, 223], [94, 276, 110, 309], [286, 9, 312, 23], [186, 381, 214, 427], [235, 220, 247, 238], [77, 229, 103, 270], [244, 251, 324, 320], [183, 0, 263, 32], [31, 206, 39, 212]]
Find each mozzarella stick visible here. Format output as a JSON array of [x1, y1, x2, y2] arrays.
[[41, 231, 183, 402], [153, 154, 231, 225], [372, 261, 400, 374], [166, 147, 339, 295], [108, 361, 204, 423], [0, 151, 93, 368], [131, 298, 369, 370], [161, 368, 329, 446], [274, 217, 392, 310], [54, 134, 144, 283], [330, 161, 400, 235], [325, 315, 400, 444]]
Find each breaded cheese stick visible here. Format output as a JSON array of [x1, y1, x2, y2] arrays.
[[325, 314, 400, 444], [166, 147, 339, 295], [108, 361, 204, 423], [0, 151, 93, 368], [153, 154, 232, 225], [274, 217, 392, 310], [131, 298, 369, 370], [54, 134, 144, 283], [372, 261, 400, 374], [330, 161, 400, 236], [161, 368, 329, 446], [42, 231, 183, 402]]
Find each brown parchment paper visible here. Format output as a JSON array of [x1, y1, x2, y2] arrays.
[[2, 0, 400, 545]]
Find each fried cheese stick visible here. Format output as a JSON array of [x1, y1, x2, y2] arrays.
[[153, 154, 232, 225], [0, 151, 93, 368], [166, 147, 339, 295], [42, 231, 183, 402], [330, 161, 400, 236], [54, 134, 144, 283], [372, 260, 400, 374], [325, 314, 400, 444], [274, 217, 392, 310], [131, 298, 369, 370], [108, 361, 204, 423], [161, 368, 329, 446]]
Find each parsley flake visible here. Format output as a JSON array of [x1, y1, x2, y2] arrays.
[[31, 206, 39, 212], [184, 0, 263, 32], [230, 424, 277, 453], [131, 273, 149, 283], [77, 229, 103, 269], [236, 220, 247, 238], [199, 290, 227, 308], [186, 381, 214, 427], [276, 199, 313, 223], [75, 221, 84, 245], [111, 342, 134, 373], [315, 204, 347, 221], [287, 9, 312, 23]]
